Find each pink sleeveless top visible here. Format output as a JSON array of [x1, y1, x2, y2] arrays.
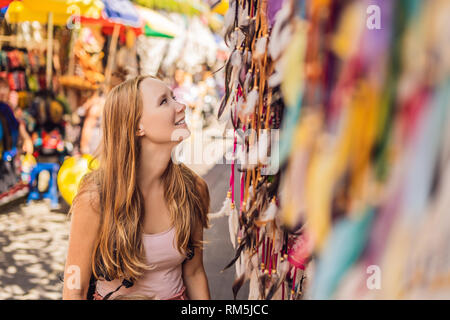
[[95, 226, 186, 300]]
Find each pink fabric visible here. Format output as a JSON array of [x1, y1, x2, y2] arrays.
[[95, 226, 187, 300]]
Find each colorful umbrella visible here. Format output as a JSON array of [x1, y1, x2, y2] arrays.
[[0, 0, 14, 8], [80, 0, 143, 37], [144, 24, 174, 38], [135, 0, 208, 16], [135, 5, 181, 38], [5, 0, 103, 25], [102, 0, 141, 27]]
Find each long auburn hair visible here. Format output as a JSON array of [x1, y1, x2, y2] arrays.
[[70, 75, 209, 282]]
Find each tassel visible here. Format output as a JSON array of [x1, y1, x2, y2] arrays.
[[231, 49, 242, 68], [261, 234, 266, 271], [246, 87, 259, 114], [236, 95, 245, 115], [239, 87, 259, 122], [246, 49, 252, 65], [228, 202, 239, 249], [268, 1, 293, 61], [266, 256, 290, 300], [247, 145, 259, 170], [208, 191, 232, 219], [248, 267, 260, 299], [255, 197, 277, 226], [236, 248, 249, 279], [232, 273, 245, 300], [246, 185, 254, 211], [254, 36, 268, 60], [268, 69, 283, 87], [291, 267, 297, 300], [223, 0, 237, 45], [257, 131, 270, 165], [222, 238, 247, 272], [243, 71, 252, 94], [251, 250, 259, 271], [237, 29, 245, 48], [273, 228, 283, 253], [238, 4, 250, 27]]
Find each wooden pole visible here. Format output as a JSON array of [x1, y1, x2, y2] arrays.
[[104, 24, 120, 90], [67, 29, 78, 113], [68, 29, 78, 76], [46, 12, 54, 90]]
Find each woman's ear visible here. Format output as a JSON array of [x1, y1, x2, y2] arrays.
[[137, 124, 145, 137]]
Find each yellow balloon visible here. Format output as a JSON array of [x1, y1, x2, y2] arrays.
[[57, 154, 99, 205]]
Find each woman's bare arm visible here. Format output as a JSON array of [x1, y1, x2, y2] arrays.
[[182, 177, 211, 299], [62, 191, 100, 299], [182, 222, 211, 300]]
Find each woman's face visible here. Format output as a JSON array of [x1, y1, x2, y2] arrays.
[[139, 77, 190, 144]]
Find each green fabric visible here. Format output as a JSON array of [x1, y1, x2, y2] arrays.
[[144, 24, 174, 38]]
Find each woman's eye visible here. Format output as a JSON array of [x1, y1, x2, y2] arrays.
[[161, 98, 167, 105], [172, 95, 177, 101]]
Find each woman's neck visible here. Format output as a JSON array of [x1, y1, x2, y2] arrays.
[[137, 139, 174, 192]]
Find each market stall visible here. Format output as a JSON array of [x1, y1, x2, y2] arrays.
[[214, 0, 450, 300]]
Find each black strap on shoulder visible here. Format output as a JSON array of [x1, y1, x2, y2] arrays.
[[86, 274, 97, 300], [102, 279, 134, 300]]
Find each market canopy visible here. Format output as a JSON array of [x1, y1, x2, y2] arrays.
[[134, 0, 208, 16], [5, 0, 143, 30], [5, 0, 104, 25], [0, 0, 14, 8], [144, 24, 173, 39], [135, 5, 182, 38], [80, 0, 143, 35], [88, 0, 141, 28]]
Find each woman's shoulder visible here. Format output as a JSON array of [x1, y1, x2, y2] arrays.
[[70, 171, 102, 217]]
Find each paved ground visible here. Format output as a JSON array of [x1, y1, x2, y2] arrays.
[[0, 200, 70, 299], [202, 160, 249, 300]]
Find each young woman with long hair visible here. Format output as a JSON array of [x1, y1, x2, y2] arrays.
[[62, 75, 211, 300]]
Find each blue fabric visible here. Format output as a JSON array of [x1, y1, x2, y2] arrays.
[[0, 116, 3, 142], [0, 102, 19, 147], [102, 0, 141, 27]]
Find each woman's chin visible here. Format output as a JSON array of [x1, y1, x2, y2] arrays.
[[171, 126, 191, 143]]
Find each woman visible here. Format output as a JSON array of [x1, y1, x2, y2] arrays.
[[62, 76, 211, 300]]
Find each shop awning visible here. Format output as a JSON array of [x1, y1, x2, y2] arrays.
[[135, 5, 182, 38], [5, 0, 103, 25], [102, 0, 141, 28], [144, 24, 174, 39], [5, 0, 142, 30], [80, 0, 143, 36], [0, 0, 14, 8], [134, 0, 208, 16]]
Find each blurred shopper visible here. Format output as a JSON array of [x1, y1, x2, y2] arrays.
[[79, 69, 127, 156], [0, 77, 33, 155], [79, 91, 104, 156]]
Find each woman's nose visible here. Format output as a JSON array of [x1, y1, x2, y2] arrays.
[[176, 102, 186, 113]]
